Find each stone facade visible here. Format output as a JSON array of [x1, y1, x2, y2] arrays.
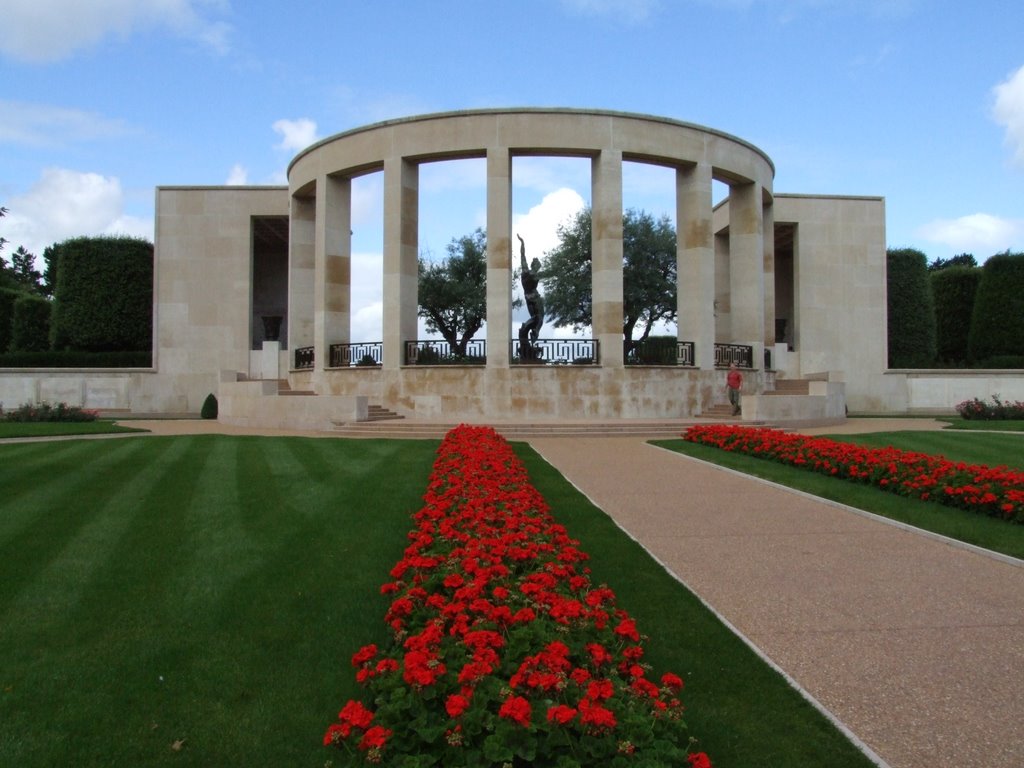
[[4, 108, 1014, 422]]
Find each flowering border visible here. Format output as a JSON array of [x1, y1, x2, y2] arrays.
[[324, 425, 711, 767], [683, 425, 1024, 523]]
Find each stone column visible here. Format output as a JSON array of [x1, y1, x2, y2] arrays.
[[486, 148, 513, 367], [728, 181, 765, 367], [762, 198, 776, 369], [677, 163, 715, 369], [288, 192, 316, 367], [591, 149, 624, 368], [315, 174, 351, 370], [382, 157, 419, 369]]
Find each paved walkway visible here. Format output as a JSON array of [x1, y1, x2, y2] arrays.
[[8, 417, 1022, 766], [527, 434, 1024, 768]]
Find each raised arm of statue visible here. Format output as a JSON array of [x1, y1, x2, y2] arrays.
[[517, 234, 528, 272]]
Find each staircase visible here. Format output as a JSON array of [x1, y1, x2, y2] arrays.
[[276, 380, 315, 396], [366, 404, 404, 422], [766, 378, 810, 396], [330, 419, 715, 440]]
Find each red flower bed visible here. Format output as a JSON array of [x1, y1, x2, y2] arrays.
[[684, 425, 1024, 523], [325, 425, 712, 767]]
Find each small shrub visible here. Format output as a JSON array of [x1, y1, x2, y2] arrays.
[[200, 393, 218, 419], [955, 395, 1024, 420], [1, 401, 98, 422]]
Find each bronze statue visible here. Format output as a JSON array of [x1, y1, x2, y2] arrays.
[[517, 234, 544, 360]]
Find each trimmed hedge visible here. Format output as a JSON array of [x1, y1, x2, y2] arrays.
[[0, 287, 20, 353], [10, 295, 51, 352], [968, 251, 1024, 363], [931, 265, 981, 364], [200, 393, 218, 419], [887, 247, 936, 368], [0, 350, 151, 368], [49, 236, 153, 352]]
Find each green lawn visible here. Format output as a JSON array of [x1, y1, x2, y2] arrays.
[[0, 421, 148, 439], [655, 430, 1024, 560], [937, 417, 1024, 432], [0, 433, 880, 767]]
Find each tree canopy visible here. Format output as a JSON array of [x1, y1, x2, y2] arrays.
[[417, 228, 487, 356], [541, 207, 677, 345]]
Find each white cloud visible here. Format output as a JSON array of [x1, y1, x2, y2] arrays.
[[0, 100, 129, 147], [0, 0, 232, 63], [272, 118, 319, 153], [918, 213, 1023, 254], [225, 164, 248, 185], [512, 187, 587, 259], [993, 64, 1024, 167], [2, 168, 153, 258]]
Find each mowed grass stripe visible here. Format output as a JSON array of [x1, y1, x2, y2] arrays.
[[0, 438, 173, 616], [0, 435, 438, 767], [824, 429, 1024, 471]]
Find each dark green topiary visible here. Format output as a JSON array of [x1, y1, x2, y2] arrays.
[[49, 236, 153, 352], [0, 287, 20, 353], [968, 251, 1024, 363], [931, 265, 981, 364], [10, 294, 51, 352], [200, 393, 218, 419], [887, 247, 937, 368]]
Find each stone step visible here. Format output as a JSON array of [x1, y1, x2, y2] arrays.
[[767, 379, 811, 395], [329, 419, 754, 440], [366, 405, 404, 421]]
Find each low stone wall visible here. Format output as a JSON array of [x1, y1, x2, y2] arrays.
[[900, 370, 1024, 413], [306, 365, 762, 421], [217, 374, 366, 431], [0, 370, 148, 411], [744, 380, 847, 426]]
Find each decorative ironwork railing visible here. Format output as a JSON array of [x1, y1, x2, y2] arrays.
[[329, 342, 383, 368], [624, 339, 696, 366], [294, 345, 314, 370], [715, 342, 753, 368], [404, 339, 487, 365], [510, 338, 600, 365]]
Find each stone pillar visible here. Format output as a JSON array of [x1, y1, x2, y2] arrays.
[[486, 148, 513, 367], [728, 181, 765, 367], [315, 174, 351, 370], [382, 157, 419, 369], [677, 163, 715, 369], [591, 149, 624, 368], [762, 198, 775, 369], [288, 192, 316, 366]]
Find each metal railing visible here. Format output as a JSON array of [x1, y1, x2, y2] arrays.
[[625, 339, 696, 366], [404, 339, 487, 365], [329, 341, 383, 368], [714, 343, 753, 368], [510, 338, 599, 365], [294, 346, 314, 370]]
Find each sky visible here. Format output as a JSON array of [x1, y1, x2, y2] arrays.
[[1, 0, 1022, 341]]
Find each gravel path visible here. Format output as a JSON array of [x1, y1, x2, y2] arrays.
[[527, 436, 1024, 768]]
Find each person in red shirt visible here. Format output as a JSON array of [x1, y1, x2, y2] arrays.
[[726, 362, 743, 416]]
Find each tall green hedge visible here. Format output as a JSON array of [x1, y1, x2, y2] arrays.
[[11, 295, 51, 352], [49, 236, 153, 352], [968, 251, 1024, 363], [0, 287, 20, 353], [886, 247, 936, 368], [930, 265, 981, 364]]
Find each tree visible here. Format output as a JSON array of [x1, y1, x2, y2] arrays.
[[542, 207, 677, 347], [886, 247, 937, 368], [930, 265, 981, 364], [928, 253, 977, 272], [50, 236, 153, 351], [417, 228, 487, 357], [967, 250, 1024, 365]]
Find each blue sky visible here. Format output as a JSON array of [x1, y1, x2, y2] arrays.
[[2, 0, 1023, 339]]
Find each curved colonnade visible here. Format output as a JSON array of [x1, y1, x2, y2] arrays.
[[285, 109, 775, 419]]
